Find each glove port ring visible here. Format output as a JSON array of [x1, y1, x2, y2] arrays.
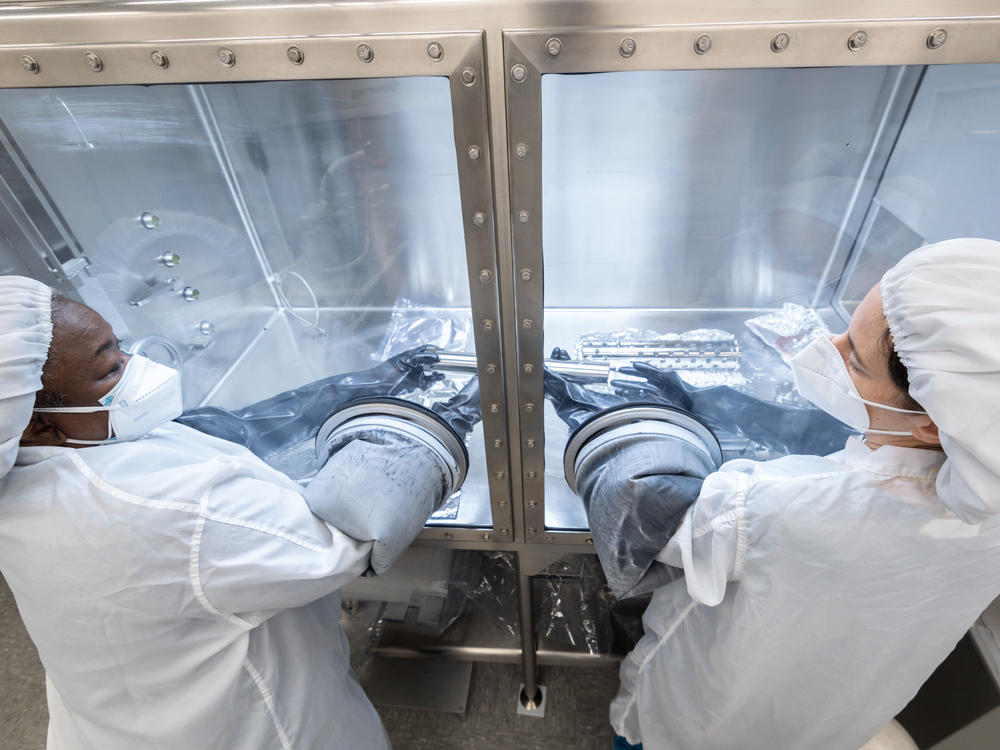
[[563, 402, 723, 494], [316, 397, 469, 491]]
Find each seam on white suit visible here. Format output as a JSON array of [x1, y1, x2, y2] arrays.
[[731, 483, 749, 579], [202, 512, 329, 554], [68, 452, 202, 513], [623, 600, 699, 727], [244, 657, 294, 750], [190, 480, 251, 629]]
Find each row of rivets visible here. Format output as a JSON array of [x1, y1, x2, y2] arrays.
[[18, 41, 459, 74], [514, 26, 952, 72]]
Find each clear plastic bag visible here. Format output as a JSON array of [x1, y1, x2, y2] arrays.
[[534, 554, 613, 655], [374, 297, 473, 361]]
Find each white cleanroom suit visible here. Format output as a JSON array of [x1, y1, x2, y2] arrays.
[[612, 238, 1000, 749]]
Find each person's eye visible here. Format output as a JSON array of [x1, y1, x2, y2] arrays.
[[103, 361, 122, 379]]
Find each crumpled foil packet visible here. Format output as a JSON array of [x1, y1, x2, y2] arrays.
[[744, 303, 831, 365]]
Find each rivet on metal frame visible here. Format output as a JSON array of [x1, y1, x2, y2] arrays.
[[585, 537, 594, 545], [529, 499, 539, 507], [771, 33, 790, 53], [495, 471, 506, 481], [847, 31, 868, 51], [357, 43, 374, 63], [527, 471, 537, 480], [479, 269, 493, 283], [518, 210, 530, 224], [499, 500, 508, 508], [528, 527, 538, 536], [926, 28, 947, 49], [151, 50, 169, 69], [460, 67, 477, 86], [525, 403, 535, 413], [21, 55, 39, 74], [85, 52, 104, 72], [486, 363, 498, 375], [482, 532, 493, 541], [619, 37, 637, 58], [546, 37, 562, 58], [494, 439, 503, 449], [510, 64, 528, 84], [218, 47, 236, 67], [287, 46, 305, 65], [467, 145, 482, 161], [523, 363, 535, 374], [520, 268, 533, 281], [521, 319, 534, 330], [500, 527, 509, 535], [490, 403, 500, 414], [481, 318, 495, 332], [427, 41, 444, 61], [526, 439, 536, 448], [514, 142, 529, 159], [473, 211, 487, 226], [694, 34, 712, 55]]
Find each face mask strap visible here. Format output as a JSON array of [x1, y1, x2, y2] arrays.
[[800, 361, 927, 416]]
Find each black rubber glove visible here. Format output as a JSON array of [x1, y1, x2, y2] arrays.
[[430, 376, 481, 437], [543, 368, 626, 432], [612, 361, 854, 457], [611, 361, 695, 409], [178, 346, 444, 459]]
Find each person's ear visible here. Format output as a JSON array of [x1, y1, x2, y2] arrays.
[[911, 419, 941, 447], [19, 414, 67, 447]]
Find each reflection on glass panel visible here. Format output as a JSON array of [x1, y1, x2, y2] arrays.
[[541, 67, 904, 531], [0, 78, 487, 528], [837, 63, 1000, 311], [542, 67, 897, 310]]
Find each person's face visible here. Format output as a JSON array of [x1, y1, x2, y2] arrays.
[[20, 300, 131, 448], [829, 283, 940, 447]]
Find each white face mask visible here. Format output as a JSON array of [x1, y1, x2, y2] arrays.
[[34, 355, 183, 445], [791, 335, 927, 437]]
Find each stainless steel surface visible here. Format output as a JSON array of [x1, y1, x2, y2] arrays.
[[375, 604, 620, 667], [516, 552, 540, 705], [438, 351, 609, 381]]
